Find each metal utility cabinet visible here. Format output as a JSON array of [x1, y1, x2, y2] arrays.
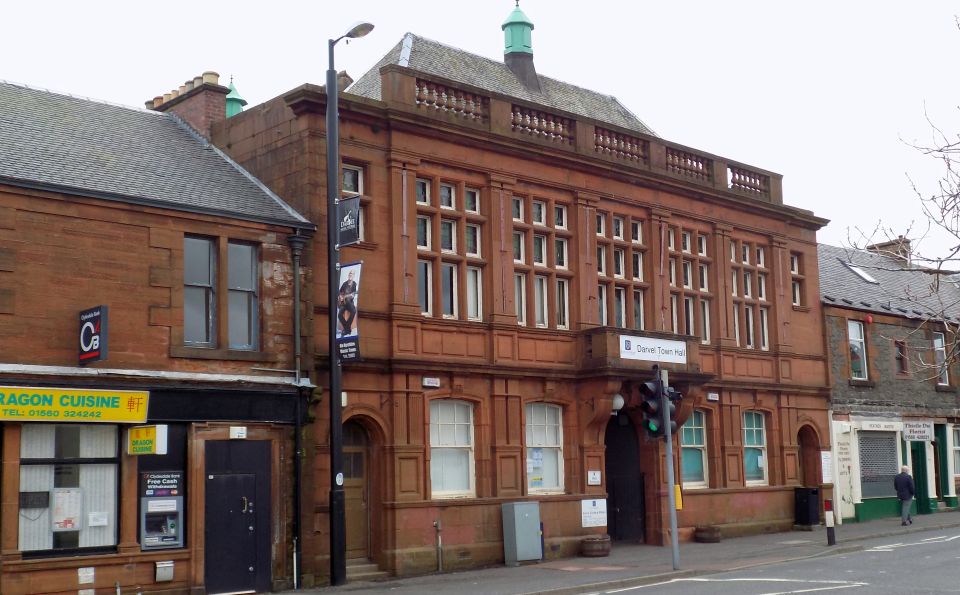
[[502, 502, 542, 565]]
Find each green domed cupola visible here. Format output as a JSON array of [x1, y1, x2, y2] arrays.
[[502, 2, 534, 55], [225, 78, 247, 118]]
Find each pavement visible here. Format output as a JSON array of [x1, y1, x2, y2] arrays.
[[293, 510, 960, 594]]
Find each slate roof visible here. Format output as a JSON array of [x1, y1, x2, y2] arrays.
[[818, 243, 960, 323], [0, 81, 311, 228], [348, 33, 656, 137]]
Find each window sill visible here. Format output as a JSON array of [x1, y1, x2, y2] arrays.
[[936, 384, 956, 393], [848, 379, 875, 388], [171, 345, 270, 362], [792, 305, 811, 313]]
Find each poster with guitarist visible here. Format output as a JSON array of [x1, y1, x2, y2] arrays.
[[337, 261, 362, 361]]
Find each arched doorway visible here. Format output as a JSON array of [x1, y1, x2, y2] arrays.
[[343, 420, 371, 559], [605, 415, 644, 542], [798, 425, 820, 487]]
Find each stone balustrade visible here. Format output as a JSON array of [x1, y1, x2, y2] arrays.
[[373, 66, 784, 205]]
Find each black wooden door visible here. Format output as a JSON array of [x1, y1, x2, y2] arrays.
[[605, 416, 645, 541], [205, 441, 271, 594]]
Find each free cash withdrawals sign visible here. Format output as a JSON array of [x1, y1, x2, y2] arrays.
[[0, 386, 149, 423]]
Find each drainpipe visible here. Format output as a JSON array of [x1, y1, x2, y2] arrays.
[[288, 231, 309, 590]]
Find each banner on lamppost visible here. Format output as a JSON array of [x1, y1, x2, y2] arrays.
[[338, 196, 361, 247], [337, 261, 362, 361]]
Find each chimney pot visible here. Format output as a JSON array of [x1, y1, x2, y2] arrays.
[[153, 95, 164, 106], [184, 80, 194, 91], [163, 92, 173, 103], [193, 75, 203, 88], [145, 99, 155, 109], [202, 71, 219, 85], [170, 89, 180, 98]]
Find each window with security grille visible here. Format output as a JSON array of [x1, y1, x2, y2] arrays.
[[858, 431, 898, 498]]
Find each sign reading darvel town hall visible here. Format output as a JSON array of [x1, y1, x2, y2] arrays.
[[618, 335, 687, 364]]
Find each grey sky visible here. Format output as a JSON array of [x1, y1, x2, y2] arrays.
[[6, 1, 959, 257]]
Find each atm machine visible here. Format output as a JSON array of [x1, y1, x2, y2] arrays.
[[140, 471, 183, 550]]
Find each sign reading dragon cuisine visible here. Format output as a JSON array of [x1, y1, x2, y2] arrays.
[[0, 386, 149, 423], [618, 335, 688, 364]]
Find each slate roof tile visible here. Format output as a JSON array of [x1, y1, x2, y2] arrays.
[[0, 81, 311, 228], [348, 33, 656, 137]]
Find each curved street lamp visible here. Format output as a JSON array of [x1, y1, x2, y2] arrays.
[[326, 20, 373, 588]]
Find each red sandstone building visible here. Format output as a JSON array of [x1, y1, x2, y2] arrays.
[[0, 78, 313, 594], [210, 6, 833, 584]]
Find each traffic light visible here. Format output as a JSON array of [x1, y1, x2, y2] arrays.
[[639, 369, 664, 439], [663, 385, 683, 435]]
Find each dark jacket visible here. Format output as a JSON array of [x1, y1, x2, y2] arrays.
[[894, 471, 915, 500]]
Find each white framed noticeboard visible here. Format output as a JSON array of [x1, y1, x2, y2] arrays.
[[581, 498, 607, 528], [52, 487, 83, 532]]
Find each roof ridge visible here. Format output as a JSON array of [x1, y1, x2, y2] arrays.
[[0, 79, 163, 117]]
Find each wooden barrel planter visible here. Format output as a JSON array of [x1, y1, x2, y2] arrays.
[[580, 534, 612, 557], [694, 526, 722, 543]]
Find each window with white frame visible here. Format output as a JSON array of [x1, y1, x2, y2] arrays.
[[613, 217, 624, 240], [441, 263, 458, 318], [849, 320, 868, 380], [465, 224, 480, 257], [732, 306, 741, 346], [953, 426, 960, 481], [669, 258, 677, 287], [525, 403, 564, 492], [744, 306, 755, 349], [680, 410, 708, 487], [667, 228, 675, 251], [416, 178, 430, 204], [430, 400, 475, 497], [614, 287, 626, 328], [342, 165, 363, 195], [532, 200, 546, 225], [698, 263, 708, 292], [758, 274, 767, 301], [614, 249, 625, 278], [935, 331, 949, 385], [554, 205, 567, 229], [756, 246, 765, 268], [515, 274, 527, 325], [512, 197, 524, 221], [440, 183, 455, 209], [19, 424, 118, 552], [743, 411, 767, 485], [440, 219, 456, 253], [596, 213, 605, 236], [534, 275, 548, 327], [464, 188, 480, 213], [698, 234, 708, 256], [670, 294, 679, 334], [556, 279, 569, 329], [633, 252, 644, 281], [416, 216, 431, 249], [513, 231, 525, 263], [533, 234, 547, 266], [681, 231, 692, 253], [418, 260, 432, 315], [682, 261, 693, 289], [466, 267, 482, 321], [631, 221, 643, 244], [598, 284, 608, 325], [597, 246, 606, 276], [633, 290, 645, 330], [759, 308, 769, 351], [684, 296, 695, 337], [555, 238, 568, 269], [700, 300, 711, 344], [790, 252, 804, 306]]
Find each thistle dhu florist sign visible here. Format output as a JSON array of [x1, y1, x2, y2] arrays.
[[0, 386, 149, 422]]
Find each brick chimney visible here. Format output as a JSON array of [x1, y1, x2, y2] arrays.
[[146, 71, 229, 138], [866, 236, 912, 263]]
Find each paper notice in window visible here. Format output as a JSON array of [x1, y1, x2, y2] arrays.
[[88, 512, 108, 527], [52, 488, 83, 532]]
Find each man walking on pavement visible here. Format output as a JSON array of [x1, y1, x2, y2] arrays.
[[894, 465, 915, 526]]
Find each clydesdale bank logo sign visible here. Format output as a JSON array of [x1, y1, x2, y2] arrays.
[[619, 335, 687, 364]]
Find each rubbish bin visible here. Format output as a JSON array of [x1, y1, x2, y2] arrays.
[[794, 487, 820, 525]]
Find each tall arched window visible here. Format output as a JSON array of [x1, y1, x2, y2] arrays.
[[743, 411, 767, 485]]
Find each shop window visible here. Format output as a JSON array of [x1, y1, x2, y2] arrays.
[[848, 320, 868, 380], [525, 403, 564, 493], [430, 400, 475, 498], [20, 424, 118, 554], [743, 411, 767, 485], [859, 431, 898, 498], [681, 410, 708, 488]]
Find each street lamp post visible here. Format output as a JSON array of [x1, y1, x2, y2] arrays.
[[326, 21, 373, 587]]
